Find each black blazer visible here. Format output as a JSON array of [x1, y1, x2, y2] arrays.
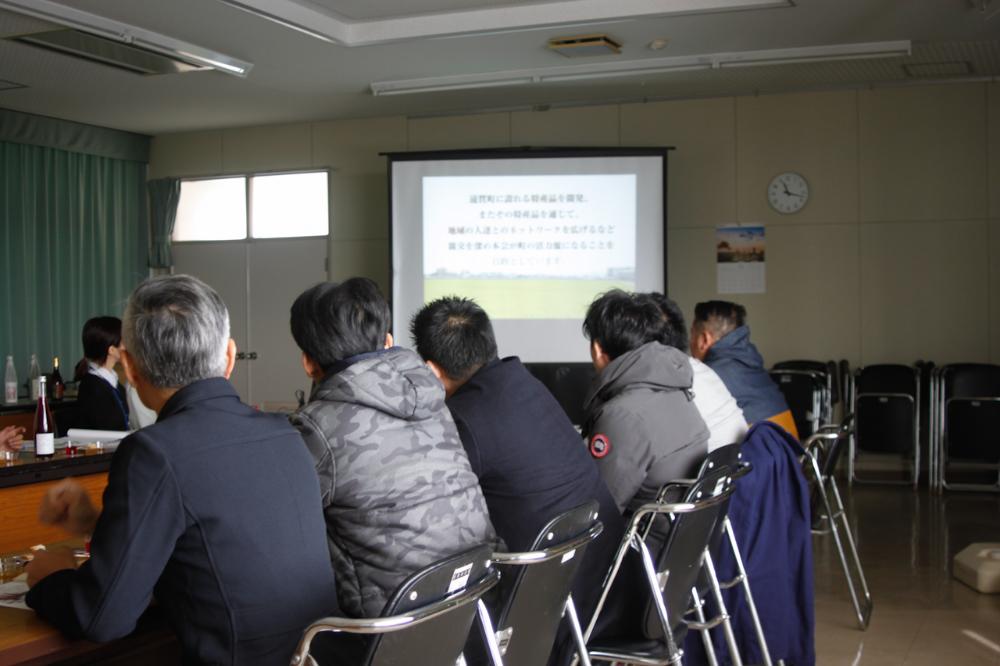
[[63, 373, 129, 434], [27, 378, 339, 665]]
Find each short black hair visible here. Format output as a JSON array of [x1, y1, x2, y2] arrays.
[[582, 289, 666, 361], [82, 316, 122, 363], [642, 292, 689, 351], [693, 300, 747, 339], [410, 297, 498, 381], [290, 278, 391, 371]]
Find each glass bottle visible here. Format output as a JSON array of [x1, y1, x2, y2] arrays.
[[51, 356, 65, 401], [28, 354, 41, 401], [34, 375, 55, 459], [3, 356, 16, 404]]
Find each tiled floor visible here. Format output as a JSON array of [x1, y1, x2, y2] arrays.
[[813, 484, 1000, 665]]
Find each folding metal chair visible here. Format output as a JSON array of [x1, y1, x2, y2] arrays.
[[769, 368, 830, 439], [849, 364, 920, 488], [487, 501, 604, 666], [933, 364, 1000, 492], [800, 419, 872, 630], [580, 466, 739, 666], [683, 444, 772, 666], [291, 544, 504, 666]]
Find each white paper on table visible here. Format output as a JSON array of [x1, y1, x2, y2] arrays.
[[66, 429, 131, 445], [0, 579, 30, 610]]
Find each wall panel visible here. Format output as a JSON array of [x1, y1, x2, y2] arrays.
[[859, 84, 988, 223], [860, 220, 990, 365], [510, 105, 619, 146], [737, 90, 858, 226], [621, 98, 736, 228]]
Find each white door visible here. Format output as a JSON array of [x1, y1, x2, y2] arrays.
[[172, 239, 327, 407], [248, 238, 327, 406], [173, 242, 250, 399]]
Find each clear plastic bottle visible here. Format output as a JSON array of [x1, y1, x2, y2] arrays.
[[28, 354, 41, 401], [4, 356, 16, 404]]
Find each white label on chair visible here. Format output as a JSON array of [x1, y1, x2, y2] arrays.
[[448, 563, 473, 593], [712, 478, 727, 496], [561, 549, 576, 564]]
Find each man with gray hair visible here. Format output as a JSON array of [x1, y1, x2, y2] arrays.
[[25, 275, 338, 665]]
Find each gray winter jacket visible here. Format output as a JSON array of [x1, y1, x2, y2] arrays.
[[583, 342, 710, 514], [290, 347, 496, 617]]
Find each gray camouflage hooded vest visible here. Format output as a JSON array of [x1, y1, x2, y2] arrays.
[[291, 346, 496, 617]]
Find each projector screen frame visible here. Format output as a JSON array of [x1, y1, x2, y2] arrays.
[[382, 145, 673, 339]]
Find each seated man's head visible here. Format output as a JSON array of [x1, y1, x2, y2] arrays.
[[641, 292, 689, 353], [121, 275, 236, 412], [290, 278, 393, 380], [410, 296, 498, 397], [583, 289, 666, 372], [690, 300, 746, 361]]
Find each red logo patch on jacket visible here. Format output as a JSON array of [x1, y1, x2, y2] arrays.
[[589, 433, 611, 459]]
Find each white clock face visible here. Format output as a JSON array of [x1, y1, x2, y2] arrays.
[[767, 172, 809, 214]]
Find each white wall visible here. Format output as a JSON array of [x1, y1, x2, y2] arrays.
[[149, 81, 1000, 367]]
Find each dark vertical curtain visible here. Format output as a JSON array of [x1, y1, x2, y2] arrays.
[[0, 140, 147, 390], [148, 178, 180, 269]]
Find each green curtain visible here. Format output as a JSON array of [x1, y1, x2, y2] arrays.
[[148, 178, 180, 269], [0, 140, 147, 393]]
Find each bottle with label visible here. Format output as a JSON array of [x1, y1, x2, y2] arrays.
[[28, 354, 41, 401], [51, 356, 65, 401], [4, 356, 16, 404], [34, 375, 55, 459]]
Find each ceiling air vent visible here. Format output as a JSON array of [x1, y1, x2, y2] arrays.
[[548, 34, 622, 58], [9, 29, 210, 75], [903, 61, 973, 78]]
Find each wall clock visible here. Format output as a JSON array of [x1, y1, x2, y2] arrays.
[[767, 172, 809, 214]]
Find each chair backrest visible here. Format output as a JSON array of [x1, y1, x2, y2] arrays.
[[523, 362, 596, 426], [491, 501, 602, 666], [643, 466, 735, 641], [854, 365, 918, 455], [942, 364, 1000, 399], [855, 364, 918, 397], [944, 399, 1000, 462], [775, 359, 840, 404], [770, 369, 826, 438], [362, 544, 496, 666]]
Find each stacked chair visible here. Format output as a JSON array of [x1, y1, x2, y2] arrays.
[[849, 364, 920, 488], [800, 417, 873, 629], [770, 360, 838, 439], [929, 363, 1000, 492]]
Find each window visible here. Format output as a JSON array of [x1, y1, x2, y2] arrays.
[[173, 171, 328, 242]]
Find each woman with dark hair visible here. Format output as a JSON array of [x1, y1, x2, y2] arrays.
[[67, 316, 130, 433]]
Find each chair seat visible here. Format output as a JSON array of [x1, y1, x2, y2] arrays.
[[588, 637, 676, 665]]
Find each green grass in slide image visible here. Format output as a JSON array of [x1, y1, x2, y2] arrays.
[[424, 278, 633, 319]]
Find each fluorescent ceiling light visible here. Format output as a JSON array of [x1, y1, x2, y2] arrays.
[[716, 41, 911, 68], [371, 41, 912, 96], [0, 0, 253, 77]]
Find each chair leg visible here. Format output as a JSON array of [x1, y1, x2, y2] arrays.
[[828, 478, 873, 629], [563, 595, 593, 666], [723, 518, 773, 666], [636, 539, 683, 664], [702, 550, 743, 666], [476, 599, 506, 666], [690, 586, 720, 666]]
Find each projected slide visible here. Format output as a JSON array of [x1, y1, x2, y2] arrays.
[[422, 174, 636, 319]]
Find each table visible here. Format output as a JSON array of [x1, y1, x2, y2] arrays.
[[0, 541, 179, 665], [0, 448, 111, 554]]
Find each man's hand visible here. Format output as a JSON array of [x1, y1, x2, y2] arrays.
[[25, 549, 78, 588], [39, 479, 100, 536], [0, 425, 25, 453]]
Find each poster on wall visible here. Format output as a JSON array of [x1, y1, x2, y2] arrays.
[[716, 225, 765, 294]]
